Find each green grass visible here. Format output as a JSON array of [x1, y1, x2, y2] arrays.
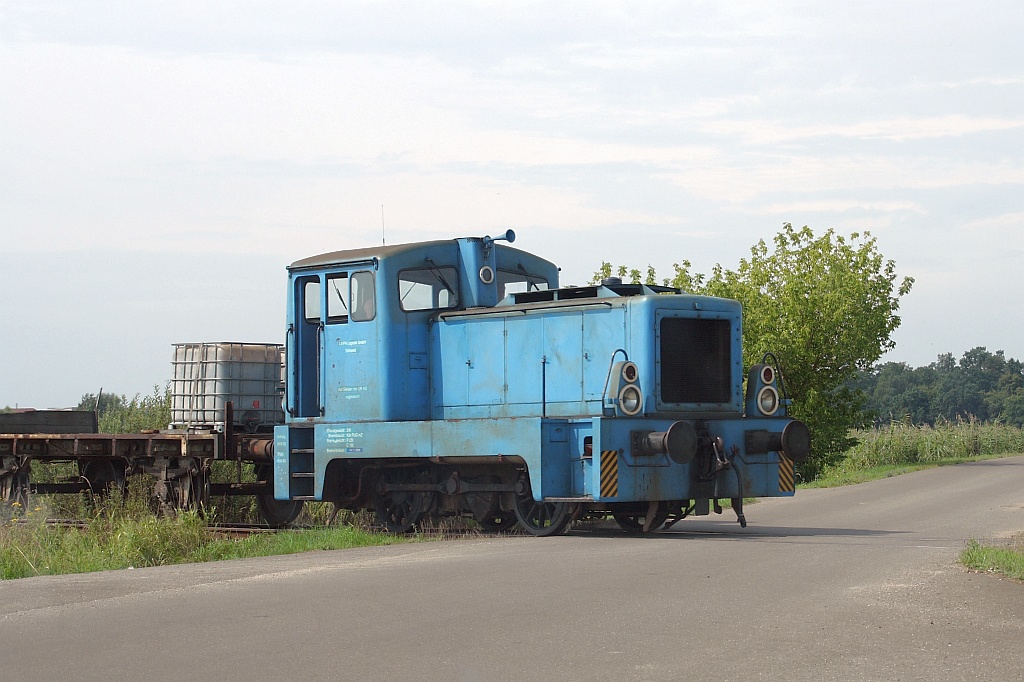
[[804, 453, 1016, 488], [194, 525, 409, 562], [0, 509, 414, 580], [0, 478, 417, 580], [961, 536, 1024, 582]]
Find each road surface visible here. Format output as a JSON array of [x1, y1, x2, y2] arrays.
[[2, 456, 1022, 680]]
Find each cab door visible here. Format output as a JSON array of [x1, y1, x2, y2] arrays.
[[290, 274, 322, 418], [322, 270, 380, 421]]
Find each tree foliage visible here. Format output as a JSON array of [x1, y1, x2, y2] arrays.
[[76, 392, 128, 416], [77, 385, 171, 433], [595, 223, 914, 477]]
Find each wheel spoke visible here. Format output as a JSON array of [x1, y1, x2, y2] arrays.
[[375, 468, 430, 533]]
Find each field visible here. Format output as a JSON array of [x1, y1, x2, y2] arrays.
[[810, 419, 1024, 486]]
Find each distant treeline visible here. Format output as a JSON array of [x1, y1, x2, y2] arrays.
[[854, 347, 1024, 426]]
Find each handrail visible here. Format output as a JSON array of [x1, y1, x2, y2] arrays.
[[284, 325, 296, 416]]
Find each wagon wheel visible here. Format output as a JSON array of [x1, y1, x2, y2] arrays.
[[187, 467, 211, 516], [374, 468, 431, 534], [81, 460, 127, 499], [513, 476, 571, 537], [255, 464, 304, 527], [150, 462, 209, 516], [613, 501, 670, 534], [1, 458, 31, 510]]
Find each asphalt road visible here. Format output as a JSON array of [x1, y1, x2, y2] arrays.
[[2, 456, 1023, 681]]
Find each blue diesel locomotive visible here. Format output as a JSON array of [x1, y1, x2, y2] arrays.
[[273, 231, 810, 535]]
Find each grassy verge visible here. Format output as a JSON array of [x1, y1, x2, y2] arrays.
[[804, 453, 1016, 488], [1, 510, 413, 580], [961, 536, 1024, 582], [0, 480, 416, 580]]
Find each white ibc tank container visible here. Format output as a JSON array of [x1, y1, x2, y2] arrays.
[[170, 343, 285, 431]]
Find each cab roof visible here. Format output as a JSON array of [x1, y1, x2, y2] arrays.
[[288, 239, 453, 270], [288, 238, 554, 272]]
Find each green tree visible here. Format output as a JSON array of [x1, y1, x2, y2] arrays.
[[856, 349, 1024, 427], [76, 392, 127, 416], [597, 223, 914, 477], [79, 386, 171, 433]]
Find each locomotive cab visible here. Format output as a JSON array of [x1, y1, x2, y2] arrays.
[[283, 232, 558, 423]]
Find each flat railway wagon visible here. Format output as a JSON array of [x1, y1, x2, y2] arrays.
[[0, 344, 301, 526], [273, 231, 810, 535]]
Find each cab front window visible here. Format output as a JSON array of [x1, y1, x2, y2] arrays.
[[398, 267, 459, 312]]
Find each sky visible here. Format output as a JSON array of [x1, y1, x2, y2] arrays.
[[1, 0, 1022, 408]]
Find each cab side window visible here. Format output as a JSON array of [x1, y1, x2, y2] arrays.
[[351, 271, 376, 321], [303, 278, 321, 322], [327, 273, 349, 323]]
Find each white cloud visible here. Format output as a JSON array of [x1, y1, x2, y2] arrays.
[[700, 115, 1024, 144], [959, 212, 1024, 252], [759, 200, 927, 215]]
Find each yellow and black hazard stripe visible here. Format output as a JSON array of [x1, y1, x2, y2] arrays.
[[600, 450, 618, 499], [778, 453, 795, 492]]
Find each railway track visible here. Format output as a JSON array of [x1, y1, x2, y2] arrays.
[[13, 517, 524, 538]]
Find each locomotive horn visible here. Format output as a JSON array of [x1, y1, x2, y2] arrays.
[[483, 229, 516, 248]]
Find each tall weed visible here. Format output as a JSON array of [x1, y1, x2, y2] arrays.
[[834, 418, 1024, 470]]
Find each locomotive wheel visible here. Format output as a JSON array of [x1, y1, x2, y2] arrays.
[[474, 509, 518, 533], [513, 481, 571, 537], [374, 468, 430, 533], [613, 501, 670, 534], [466, 477, 518, 533], [255, 465, 304, 527]]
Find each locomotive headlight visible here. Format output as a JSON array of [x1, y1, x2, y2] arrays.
[[618, 385, 643, 416], [756, 385, 780, 416], [620, 361, 638, 384]]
